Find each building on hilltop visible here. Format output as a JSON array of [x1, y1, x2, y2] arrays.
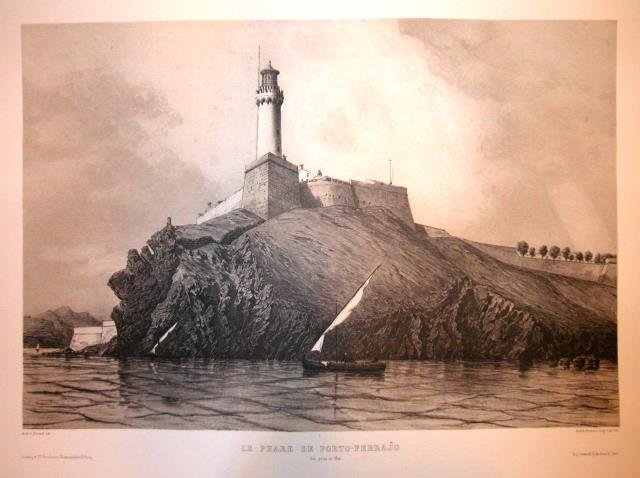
[[196, 61, 414, 228]]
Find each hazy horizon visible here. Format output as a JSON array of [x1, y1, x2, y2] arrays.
[[22, 19, 617, 318]]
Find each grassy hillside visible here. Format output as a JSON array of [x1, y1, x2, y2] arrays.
[[108, 206, 616, 360]]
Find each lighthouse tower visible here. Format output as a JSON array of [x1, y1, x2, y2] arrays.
[[256, 61, 283, 158], [242, 61, 301, 219]]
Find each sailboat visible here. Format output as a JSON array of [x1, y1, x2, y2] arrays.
[[302, 264, 386, 372]]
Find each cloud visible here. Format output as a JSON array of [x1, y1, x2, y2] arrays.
[[398, 20, 616, 250], [23, 67, 214, 317]]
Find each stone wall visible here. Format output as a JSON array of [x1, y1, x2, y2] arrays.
[[469, 241, 617, 286], [196, 188, 243, 224], [242, 157, 270, 218], [267, 156, 301, 217], [69, 326, 102, 351], [100, 321, 117, 343], [300, 177, 357, 208], [201, 160, 414, 227], [69, 321, 117, 351], [242, 153, 300, 219], [351, 180, 414, 227], [299, 177, 414, 227]]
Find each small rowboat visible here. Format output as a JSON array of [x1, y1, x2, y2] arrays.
[[302, 356, 386, 372], [302, 264, 386, 374]]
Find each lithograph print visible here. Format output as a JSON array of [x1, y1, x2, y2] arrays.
[[22, 20, 618, 430]]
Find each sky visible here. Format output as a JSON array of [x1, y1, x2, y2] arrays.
[[22, 20, 616, 318]]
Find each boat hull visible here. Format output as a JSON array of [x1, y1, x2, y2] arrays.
[[302, 357, 386, 372]]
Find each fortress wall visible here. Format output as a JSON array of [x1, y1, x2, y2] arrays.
[[469, 241, 617, 286], [196, 188, 243, 224], [300, 178, 357, 208], [100, 321, 117, 343], [242, 154, 300, 219], [267, 158, 301, 217], [70, 322, 118, 351], [242, 161, 270, 219], [351, 180, 414, 227], [69, 326, 103, 351]]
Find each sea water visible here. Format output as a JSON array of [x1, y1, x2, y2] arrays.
[[23, 351, 619, 430]]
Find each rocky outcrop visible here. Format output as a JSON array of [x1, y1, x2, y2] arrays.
[[107, 206, 617, 360], [335, 277, 616, 361], [23, 306, 102, 348]]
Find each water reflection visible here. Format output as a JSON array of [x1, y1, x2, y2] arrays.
[[23, 352, 619, 431]]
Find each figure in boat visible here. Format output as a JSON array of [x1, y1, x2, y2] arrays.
[[302, 264, 386, 372]]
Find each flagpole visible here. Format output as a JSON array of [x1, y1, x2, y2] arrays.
[[255, 46, 260, 159]]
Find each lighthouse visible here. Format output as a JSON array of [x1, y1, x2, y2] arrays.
[[241, 61, 301, 219], [256, 61, 284, 159], [196, 60, 414, 227]]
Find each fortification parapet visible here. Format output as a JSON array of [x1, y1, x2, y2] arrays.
[[197, 188, 243, 224], [351, 179, 414, 227], [300, 176, 357, 208]]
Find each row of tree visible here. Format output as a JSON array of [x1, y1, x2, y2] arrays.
[[516, 241, 616, 264]]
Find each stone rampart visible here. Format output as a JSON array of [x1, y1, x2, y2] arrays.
[[196, 188, 243, 224], [199, 163, 414, 227], [300, 177, 357, 208], [242, 157, 271, 218], [242, 153, 300, 219], [69, 321, 117, 351], [351, 180, 414, 227], [299, 177, 414, 227], [100, 321, 117, 344], [267, 156, 301, 217], [468, 241, 617, 286], [69, 327, 102, 351]]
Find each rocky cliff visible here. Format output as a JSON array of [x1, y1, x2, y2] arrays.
[[107, 206, 617, 360], [23, 306, 102, 348]]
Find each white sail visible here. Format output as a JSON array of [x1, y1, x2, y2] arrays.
[[150, 322, 177, 355], [311, 265, 380, 352]]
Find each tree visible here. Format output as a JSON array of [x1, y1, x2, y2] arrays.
[[539, 244, 548, 259], [562, 246, 571, 261], [576, 251, 584, 262], [517, 241, 529, 257], [569, 254, 575, 261], [595, 253, 603, 264], [529, 246, 536, 257], [549, 245, 560, 260], [585, 251, 593, 262]]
